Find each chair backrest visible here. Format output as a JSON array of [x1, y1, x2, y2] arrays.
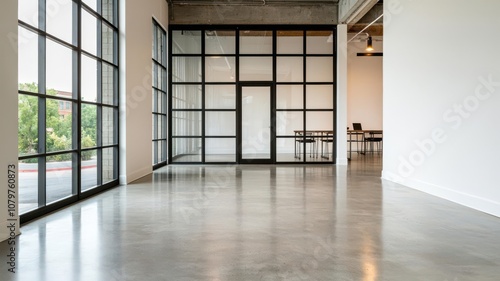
[[352, 123, 362, 130]]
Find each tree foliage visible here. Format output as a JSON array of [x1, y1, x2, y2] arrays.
[[18, 83, 97, 162]]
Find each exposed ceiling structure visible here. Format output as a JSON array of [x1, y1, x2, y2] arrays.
[[167, 0, 382, 36], [349, 0, 383, 36], [169, 0, 340, 5]]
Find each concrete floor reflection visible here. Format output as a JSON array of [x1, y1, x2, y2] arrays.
[[2, 155, 500, 280]]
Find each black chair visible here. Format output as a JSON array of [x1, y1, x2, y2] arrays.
[[353, 123, 382, 154], [364, 131, 383, 154], [351, 123, 365, 153], [295, 131, 316, 160], [320, 132, 334, 159]]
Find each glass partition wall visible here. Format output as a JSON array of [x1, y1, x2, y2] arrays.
[[169, 26, 336, 164]]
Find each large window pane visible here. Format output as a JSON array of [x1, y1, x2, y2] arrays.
[[46, 0, 73, 44], [172, 57, 201, 82], [159, 92, 167, 114], [306, 85, 334, 109], [277, 31, 303, 54], [306, 111, 333, 131], [81, 104, 97, 148], [19, 158, 38, 214], [46, 40, 73, 94], [205, 85, 235, 109], [277, 85, 303, 109], [155, 27, 162, 63], [240, 30, 272, 54], [102, 147, 116, 184], [157, 66, 166, 91], [172, 111, 202, 136], [205, 30, 235, 54], [102, 63, 116, 105], [152, 90, 162, 113], [46, 153, 73, 204], [81, 55, 98, 102], [277, 57, 303, 82], [82, 9, 98, 56], [157, 140, 166, 163], [82, 149, 98, 191], [82, 0, 97, 11], [102, 106, 115, 146], [46, 99, 72, 153], [156, 115, 166, 139], [206, 112, 236, 136], [172, 138, 201, 162], [206, 138, 236, 162], [306, 31, 334, 54], [19, 0, 38, 27], [18, 27, 38, 90], [172, 30, 201, 54], [276, 111, 303, 136], [18, 95, 39, 156], [102, 0, 115, 24], [172, 85, 202, 109], [205, 56, 236, 82], [240, 57, 272, 81], [102, 23, 115, 63], [306, 57, 334, 82], [276, 137, 299, 162]]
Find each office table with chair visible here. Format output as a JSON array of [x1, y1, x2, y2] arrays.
[[347, 129, 383, 159], [293, 128, 382, 161], [294, 130, 335, 160]]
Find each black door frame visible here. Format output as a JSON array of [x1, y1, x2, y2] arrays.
[[237, 82, 276, 164]]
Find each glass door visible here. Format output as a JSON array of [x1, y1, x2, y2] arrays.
[[239, 84, 274, 163]]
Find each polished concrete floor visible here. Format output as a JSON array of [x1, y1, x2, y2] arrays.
[[2, 155, 500, 280]]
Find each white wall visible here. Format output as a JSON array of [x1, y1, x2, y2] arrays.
[[383, 0, 500, 216], [119, 0, 168, 184], [347, 37, 383, 131], [0, 0, 19, 242]]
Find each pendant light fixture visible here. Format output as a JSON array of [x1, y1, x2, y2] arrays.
[[366, 36, 374, 51]]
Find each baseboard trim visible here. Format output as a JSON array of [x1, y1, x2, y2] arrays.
[[382, 170, 500, 218], [120, 166, 153, 185], [336, 157, 348, 165], [0, 219, 20, 242]]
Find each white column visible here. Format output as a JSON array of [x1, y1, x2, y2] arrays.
[[0, 0, 20, 241], [336, 24, 348, 165]]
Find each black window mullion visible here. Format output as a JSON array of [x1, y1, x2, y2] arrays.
[[75, 0, 83, 196], [97, 0, 103, 15], [38, 0, 47, 204], [201, 29, 206, 163], [302, 30, 307, 163], [97, 148, 103, 186], [97, 19, 103, 62], [168, 27, 173, 164], [72, 1, 78, 46], [97, 61, 103, 103], [272, 30, 277, 163], [38, 98, 47, 207]]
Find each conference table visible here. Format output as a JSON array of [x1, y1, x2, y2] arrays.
[[347, 129, 383, 159]]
